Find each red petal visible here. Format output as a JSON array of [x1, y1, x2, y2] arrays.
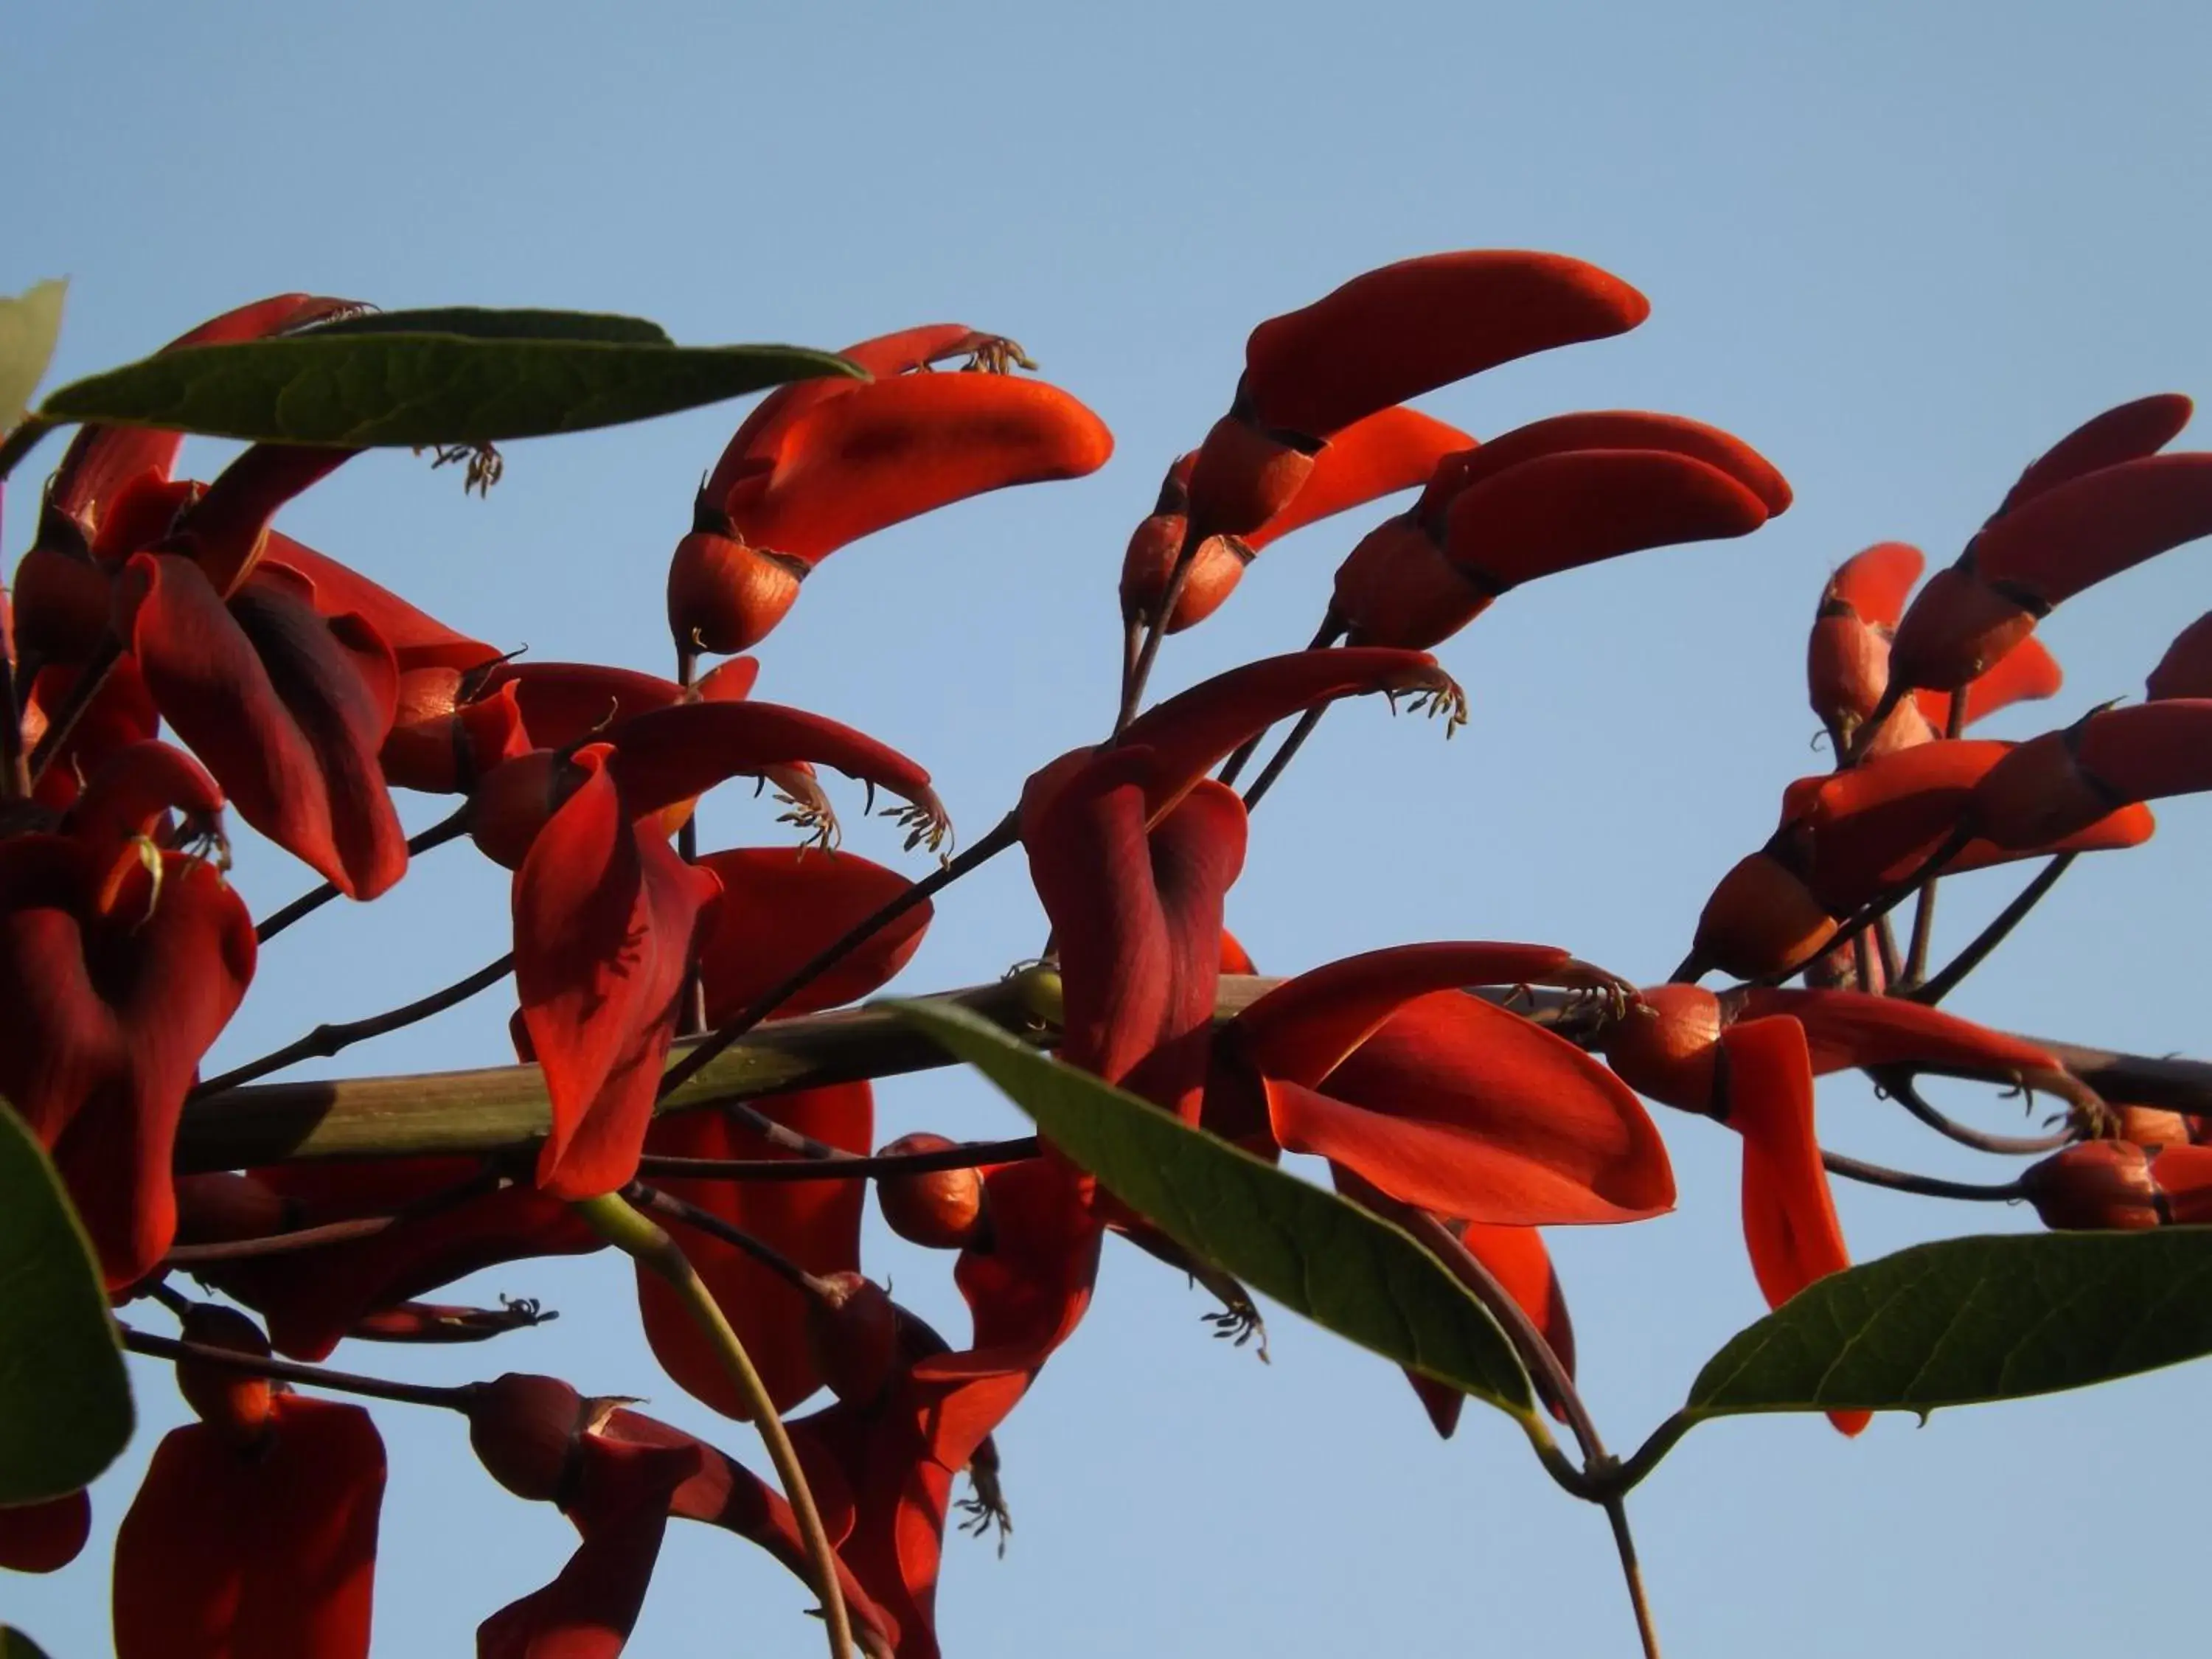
[[0, 1489, 91, 1573], [1740, 988, 2064, 1080], [1240, 406, 1475, 552], [706, 323, 1002, 505], [114, 1395, 386, 1659], [1823, 542, 1926, 628], [124, 553, 406, 898], [1443, 410, 1792, 518], [2148, 611, 2212, 701], [1992, 394, 2194, 520], [694, 847, 929, 1019], [636, 1082, 872, 1418], [1296, 992, 1675, 1224], [1444, 449, 1770, 592], [62, 739, 223, 853], [1242, 251, 1649, 441], [1146, 780, 1249, 1051], [726, 373, 1113, 563], [24, 656, 161, 814], [517, 757, 718, 1197], [1715, 1018, 1857, 1327], [1971, 453, 2212, 608], [599, 700, 947, 849], [1231, 942, 1579, 1085], [1116, 647, 1461, 816], [264, 532, 497, 675], [167, 445, 355, 597], [1913, 636, 2062, 730], [477, 1436, 700, 1659]]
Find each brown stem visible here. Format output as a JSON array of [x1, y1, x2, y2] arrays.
[[655, 810, 1020, 1102], [189, 951, 515, 1096], [1896, 695, 1968, 988], [1909, 854, 2076, 1006], [118, 1324, 477, 1411], [1239, 702, 1329, 812], [1868, 1069, 2079, 1156], [256, 806, 474, 943], [1820, 1149, 2023, 1202], [626, 1181, 831, 1296], [1116, 521, 1200, 734], [163, 1167, 504, 1265], [674, 641, 709, 1038], [1606, 1495, 1666, 1659], [1215, 613, 1346, 786], [636, 1134, 1040, 1183]]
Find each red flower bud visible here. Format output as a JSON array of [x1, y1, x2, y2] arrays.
[[467, 1373, 603, 1504], [874, 1133, 989, 1250], [174, 1304, 277, 1450], [805, 1273, 902, 1405], [666, 529, 807, 655], [2021, 1141, 2163, 1231], [0, 1489, 91, 1574]]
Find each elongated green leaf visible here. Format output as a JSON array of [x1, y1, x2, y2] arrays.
[[309, 306, 673, 344], [0, 1100, 133, 1503], [40, 334, 860, 447], [2, 1627, 55, 1659], [888, 999, 1537, 1422], [1689, 1227, 2212, 1420], [0, 279, 67, 431]]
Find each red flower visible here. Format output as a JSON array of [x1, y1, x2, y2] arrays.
[[0, 1490, 92, 1574], [114, 1392, 386, 1659], [1185, 252, 1651, 538], [1211, 943, 1674, 1225], [1119, 406, 1472, 635], [1887, 396, 2209, 696], [672, 341, 1111, 652]]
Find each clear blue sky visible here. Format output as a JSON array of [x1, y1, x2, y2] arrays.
[[9, 1, 2212, 1653]]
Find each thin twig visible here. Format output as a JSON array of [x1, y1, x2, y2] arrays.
[[189, 952, 515, 1096], [636, 1134, 1040, 1183], [574, 1192, 852, 1659], [1115, 522, 1198, 734], [1239, 703, 1328, 811], [1866, 1069, 2079, 1156], [118, 1324, 476, 1411], [257, 806, 473, 943], [164, 1167, 504, 1265], [1820, 1150, 2023, 1202], [627, 1181, 829, 1295], [1910, 854, 2076, 1006], [655, 810, 1020, 1101], [1605, 1412, 1695, 1498], [1897, 695, 1968, 988], [1216, 613, 1345, 787], [1605, 1495, 1666, 1659]]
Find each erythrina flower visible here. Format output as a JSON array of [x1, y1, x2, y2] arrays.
[[1808, 542, 2065, 757], [1023, 647, 1465, 1085], [1332, 411, 1785, 651], [671, 339, 1111, 653], [2019, 1140, 2212, 1230], [0, 744, 254, 1286], [1686, 738, 2154, 981], [1182, 251, 1650, 540], [195, 1158, 602, 1360], [1604, 983, 2110, 1432], [114, 1380, 386, 1659], [1203, 944, 1674, 1225], [1119, 406, 1472, 635], [1961, 700, 2212, 853], [1882, 395, 2208, 712]]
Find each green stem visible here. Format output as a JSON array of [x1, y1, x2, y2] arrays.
[[574, 1192, 852, 1659]]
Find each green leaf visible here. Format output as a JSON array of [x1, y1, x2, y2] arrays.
[[1688, 1227, 2212, 1421], [40, 333, 860, 448], [0, 279, 67, 432], [0, 1099, 133, 1504], [307, 306, 674, 345], [887, 999, 1537, 1423], [2, 1627, 56, 1659]]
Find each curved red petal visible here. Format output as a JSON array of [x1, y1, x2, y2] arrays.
[[1444, 448, 1770, 592], [1740, 987, 2063, 1080], [2147, 611, 2212, 701], [727, 374, 1113, 563], [263, 532, 497, 675], [1242, 251, 1649, 440], [1913, 636, 2063, 730], [1231, 942, 1578, 1086], [694, 847, 929, 1019], [1310, 992, 1675, 1224], [1992, 394, 2194, 520], [1444, 410, 1792, 518], [1971, 453, 2212, 608], [114, 1395, 386, 1659], [636, 1084, 872, 1418], [0, 1489, 91, 1573], [1241, 406, 1475, 552]]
